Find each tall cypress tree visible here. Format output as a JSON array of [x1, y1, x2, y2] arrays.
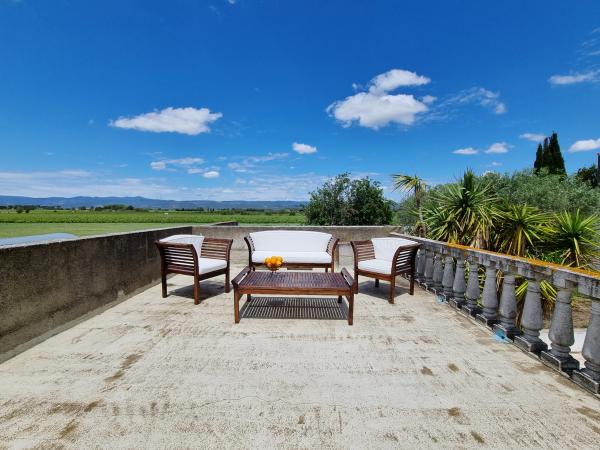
[[548, 132, 565, 174], [534, 143, 543, 173], [542, 137, 550, 169]]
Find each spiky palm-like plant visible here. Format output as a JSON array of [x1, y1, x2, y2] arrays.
[[494, 204, 550, 257], [434, 170, 500, 247], [422, 205, 458, 243], [392, 174, 427, 236], [546, 210, 600, 268]]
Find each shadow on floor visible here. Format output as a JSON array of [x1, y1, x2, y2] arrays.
[[169, 280, 228, 302], [356, 279, 411, 302], [240, 297, 349, 321]]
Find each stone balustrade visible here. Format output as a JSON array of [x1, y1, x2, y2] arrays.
[[392, 232, 600, 396]]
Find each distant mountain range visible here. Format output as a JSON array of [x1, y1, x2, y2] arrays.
[[0, 196, 305, 210]]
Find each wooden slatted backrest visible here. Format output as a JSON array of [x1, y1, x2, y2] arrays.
[[156, 242, 197, 275], [352, 240, 375, 262], [393, 245, 419, 273], [201, 238, 231, 261]]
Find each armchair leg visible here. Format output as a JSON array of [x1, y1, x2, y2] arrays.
[[354, 275, 359, 294], [225, 269, 231, 293], [161, 273, 167, 298], [409, 273, 415, 295], [389, 276, 396, 304], [193, 275, 200, 305], [375, 279, 379, 287]]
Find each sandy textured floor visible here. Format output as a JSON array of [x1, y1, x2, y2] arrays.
[[1, 265, 599, 449]]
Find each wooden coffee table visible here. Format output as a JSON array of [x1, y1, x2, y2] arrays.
[[231, 267, 355, 325]]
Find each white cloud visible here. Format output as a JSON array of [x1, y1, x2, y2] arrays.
[[151, 157, 204, 172], [110, 107, 222, 135], [327, 69, 431, 129], [292, 142, 317, 154], [491, 161, 502, 167], [453, 147, 478, 155], [447, 87, 507, 115], [328, 92, 429, 129], [150, 161, 167, 170], [421, 95, 437, 104], [203, 170, 220, 178], [569, 138, 600, 152], [484, 142, 510, 154], [368, 69, 430, 95], [548, 71, 599, 85], [520, 133, 546, 142], [227, 152, 288, 172]]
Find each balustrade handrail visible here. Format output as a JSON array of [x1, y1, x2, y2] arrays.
[[391, 232, 600, 294]]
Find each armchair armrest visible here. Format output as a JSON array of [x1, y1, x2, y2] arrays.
[[392, 244, 420, 274], [326, 236, 339, 255]]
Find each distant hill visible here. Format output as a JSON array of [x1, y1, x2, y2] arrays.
[[0, 196, 305, 210]]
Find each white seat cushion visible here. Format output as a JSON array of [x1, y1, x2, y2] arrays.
[[249, 230, 332, 252], [358, 258, 392, 275], [198, 257, 227, 274], [372, 237, 417, 262], [252, 250, 332, 265], [160, 234, 204, 257]]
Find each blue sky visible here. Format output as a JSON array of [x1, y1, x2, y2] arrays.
[[1, 0, 599, 201]]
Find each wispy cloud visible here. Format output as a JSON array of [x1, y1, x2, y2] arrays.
[[453, 147, 478, 155], [452, 142, 510, 155], [202, 170, 220, 178], [110, 107, 222, 135], [150, 157, 204, 171], [484, 142, 510, 154], [443, 87, 507, 115], [569, 138, 600, 152], [548, 70, 599, 85], [227, 152, 288, 173], [292, 142, 317, 154], [520, 133, 546, 142]]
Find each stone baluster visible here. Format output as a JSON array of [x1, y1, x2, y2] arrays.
[[514, 273, 548, 354], [441, 255, 455, 300], [462, 257, 481, 316], [424, 247, 435, 288], [541, 280, 579, 373], [476, 259, 499, 327], [492, 264, 521, 339], [416, 248, 427, 283], [449, 254, 466, 309], [432, 251, 444, 294], [573, 297, 600, 394]]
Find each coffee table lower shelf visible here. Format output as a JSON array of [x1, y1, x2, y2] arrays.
[[231, 267, 355, 325]]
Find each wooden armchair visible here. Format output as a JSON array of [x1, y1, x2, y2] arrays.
[[351, 238, 420, 303], [155, 236, 233, 305]]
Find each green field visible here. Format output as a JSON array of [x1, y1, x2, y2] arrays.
[[0, 209, 306, 238]]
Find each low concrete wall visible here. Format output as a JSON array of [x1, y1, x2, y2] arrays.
[[192, 225, 399, 265], [0, 226, 192, 361], [192, 225, 399, 250]]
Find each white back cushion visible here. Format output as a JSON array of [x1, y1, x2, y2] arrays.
[[249, 230, 332, 252], [160, 234, 204, 257], [372, 237, 417, 261]]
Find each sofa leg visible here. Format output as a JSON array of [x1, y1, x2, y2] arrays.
[[325, 267, 328, 273], [161, 273, 167, 298], [375, 279, 379, 287], [389, 276, 395, 304], [409, 273, 415, 295]]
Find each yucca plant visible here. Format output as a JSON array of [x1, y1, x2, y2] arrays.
[[545, 210, 600, 269], [493, 204, 550, 257], [434, 170, 501, 247], [422, 205, 459, 243], [392, 174, 427, 236]]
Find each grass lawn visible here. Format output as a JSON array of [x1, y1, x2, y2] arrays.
[[0, 223, 195, 238], [0, 209, 306, 238]]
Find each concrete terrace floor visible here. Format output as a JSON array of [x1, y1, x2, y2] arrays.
[[1, 264, 599, 450]]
